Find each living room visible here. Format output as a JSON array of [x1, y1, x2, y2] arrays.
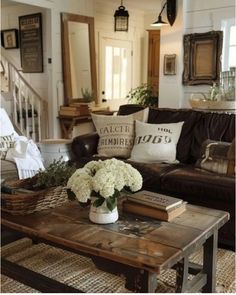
[[1, 0, 235, 293]]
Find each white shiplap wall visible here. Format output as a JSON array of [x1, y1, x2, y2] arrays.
[[182, 0, 235, 108], [144, 0, 184, 108], [94, 0, 146, 109]]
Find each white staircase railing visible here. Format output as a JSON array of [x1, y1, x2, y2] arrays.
[[1, 55, 48, 141]]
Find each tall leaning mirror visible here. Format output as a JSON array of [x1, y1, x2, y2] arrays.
[[61, 13, 98, 105]]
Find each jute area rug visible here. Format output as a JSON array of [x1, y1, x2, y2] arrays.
[[1, 238, 235, 293]]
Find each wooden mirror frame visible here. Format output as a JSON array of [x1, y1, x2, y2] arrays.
[[61, 13, 98, 105], [183, 31, 223, 85]]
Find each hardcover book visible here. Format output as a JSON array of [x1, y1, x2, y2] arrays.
[[127, 190, 183, 211], [122, 200, 187, 222]]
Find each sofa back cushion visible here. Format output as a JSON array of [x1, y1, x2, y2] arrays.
[[118, 105, 235, 164], [118, 105, 201, 163]]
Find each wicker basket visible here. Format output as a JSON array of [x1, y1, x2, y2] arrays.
[[1, 178, 68, 215]]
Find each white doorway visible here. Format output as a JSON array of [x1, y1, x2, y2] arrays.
[[99, 35, 132, 109]]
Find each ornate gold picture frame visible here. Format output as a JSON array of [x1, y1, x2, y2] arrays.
[[183, 31, 223, 85]]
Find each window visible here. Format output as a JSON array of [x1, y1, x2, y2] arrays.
[[221, 19, 236, 71], [228, 26, 236, 68]]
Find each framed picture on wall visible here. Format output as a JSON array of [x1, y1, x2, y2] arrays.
[[164, 54, 176, 75], [1, 29, 19, 49], [19, 13, 43, 73], [182, 31, 223, 85]]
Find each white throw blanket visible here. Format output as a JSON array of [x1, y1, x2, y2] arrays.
[[6, 136, 45, 179]]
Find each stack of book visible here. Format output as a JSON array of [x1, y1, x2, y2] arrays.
[[122, 190, 187, 222], [59, 105, 90, 116]]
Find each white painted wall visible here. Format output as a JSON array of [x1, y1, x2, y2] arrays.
[[182, 0, 235, 108], [1, 3, 49, 101], [144, 0, 184, 108], [94, 0, 146, 110]]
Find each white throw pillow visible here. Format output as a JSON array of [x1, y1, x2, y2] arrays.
[[130, 120, 184, 163], [0, 108, 16, 136], [0, 133, 15, 159], [91, 108, 149, 158]]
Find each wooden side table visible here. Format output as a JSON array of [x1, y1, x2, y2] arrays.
[[58, 115, 92, 139]]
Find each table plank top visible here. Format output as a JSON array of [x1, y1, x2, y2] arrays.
[[1, 201, 229, 273]]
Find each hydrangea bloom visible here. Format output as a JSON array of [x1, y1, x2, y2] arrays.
[[67, 158, 143, 207]]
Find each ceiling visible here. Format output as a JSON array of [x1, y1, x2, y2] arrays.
[[1, 0, 20, 7], [123, 0, 161, 12], [1, 0, 162, 12]]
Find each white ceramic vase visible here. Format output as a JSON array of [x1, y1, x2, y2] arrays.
[[89, 199, 118, 224]]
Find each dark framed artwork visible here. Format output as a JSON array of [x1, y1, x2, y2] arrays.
[[164, 54, 176, 75], [183, 31, 223, 85], [1, 29, 19, 49], [19, 13, 43, 73]]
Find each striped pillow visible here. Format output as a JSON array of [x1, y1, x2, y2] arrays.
[[0, 133, 15, 159]]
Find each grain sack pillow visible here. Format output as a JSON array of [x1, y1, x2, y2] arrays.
[[195, 139, 235, 176], [0, 133, 15, 159], [91, 108, 149, 158], [130, 120, 184, 163]]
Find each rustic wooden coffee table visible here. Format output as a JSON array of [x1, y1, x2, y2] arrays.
[[1, 201, 229, 293]]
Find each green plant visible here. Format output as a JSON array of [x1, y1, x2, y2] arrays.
[[127, 84, 158, 107], [81, 88, 93, 103], [34, 158, 76, 189]]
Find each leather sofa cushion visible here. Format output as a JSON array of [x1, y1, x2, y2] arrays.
[[127, 161, 181, 190], [118, 105, 202, 164], [161, 166, 235, 203]]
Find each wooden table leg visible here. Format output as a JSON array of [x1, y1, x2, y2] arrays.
[[202, 230, 218, 293], [125, 270, 157, 293], [92, 256, 157, 292], [59, 120, 72, 139], [176, 256, 189, 292]]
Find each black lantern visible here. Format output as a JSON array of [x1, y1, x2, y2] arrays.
[[114, 0, 129, 32]]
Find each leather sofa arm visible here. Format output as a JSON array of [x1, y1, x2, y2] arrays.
[[71, 132, 99, 160]]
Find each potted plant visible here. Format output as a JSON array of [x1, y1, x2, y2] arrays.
[[67, 158, 143, 224], [81, 88, 93, 103], [127, 84, 158, 107]]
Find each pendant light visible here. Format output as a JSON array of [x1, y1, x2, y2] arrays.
[[114, 0, 129, 32], [151, 0, 176, 27]]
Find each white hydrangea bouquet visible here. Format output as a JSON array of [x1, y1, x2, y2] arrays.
[[67, 158, 143, 212]]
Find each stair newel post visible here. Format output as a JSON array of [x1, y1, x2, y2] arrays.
[[25, 87, 30, 139], [37, 98, 41, 142], [18, 79, 24, 134], [12, 69, 18, 127]]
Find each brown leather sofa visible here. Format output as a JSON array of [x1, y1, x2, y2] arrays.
[[70, 105, 235, 250]]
